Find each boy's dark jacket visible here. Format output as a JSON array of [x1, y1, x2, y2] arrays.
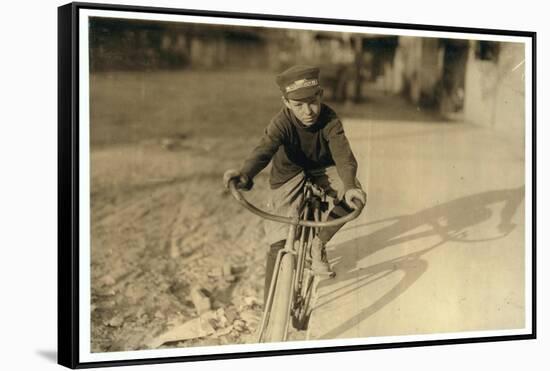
[[240, 103, 358, 191]]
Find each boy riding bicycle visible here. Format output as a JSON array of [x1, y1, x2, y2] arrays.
[[223, 65, 366, 302]]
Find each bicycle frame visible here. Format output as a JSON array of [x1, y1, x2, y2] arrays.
[[256, 179, 326, 341], [228, 177, 364, 342]]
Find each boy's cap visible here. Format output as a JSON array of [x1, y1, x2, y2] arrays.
[[276, 65, 321, 100]]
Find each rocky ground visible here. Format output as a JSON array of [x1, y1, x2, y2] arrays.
[[90, 135, 291, 352]]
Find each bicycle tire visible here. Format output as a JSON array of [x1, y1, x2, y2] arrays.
[[293, 271, 313, 330], [293, 263, 323, 330], [265, 252, 295, 342]]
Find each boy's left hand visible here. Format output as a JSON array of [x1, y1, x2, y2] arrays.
[[344, 188, 367, 209]]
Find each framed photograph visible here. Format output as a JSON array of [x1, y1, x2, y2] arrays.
[[58, 1, 536, 368]]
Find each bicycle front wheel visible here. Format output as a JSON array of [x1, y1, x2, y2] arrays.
[[265, 252, 295, 342]]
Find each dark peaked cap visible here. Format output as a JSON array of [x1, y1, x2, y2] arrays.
[[276, 65, 321, 100]]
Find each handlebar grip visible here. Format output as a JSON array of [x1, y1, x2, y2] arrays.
[[228, 174, 252, 191], [228, 179, 244, 201], [350, 197, 365, 210]]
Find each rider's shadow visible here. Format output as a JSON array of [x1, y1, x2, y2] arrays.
[[316, 186, 525, 339]]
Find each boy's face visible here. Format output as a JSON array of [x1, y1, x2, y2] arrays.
[[283, 90, 323, 126]]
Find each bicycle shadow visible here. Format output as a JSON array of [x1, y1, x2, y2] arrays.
[[315, 186, 525, 339]]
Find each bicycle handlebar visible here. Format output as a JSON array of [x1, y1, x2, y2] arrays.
[[228, 179, 364, 228]]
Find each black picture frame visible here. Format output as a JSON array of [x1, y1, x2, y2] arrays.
[[58, 2, 536, 368]]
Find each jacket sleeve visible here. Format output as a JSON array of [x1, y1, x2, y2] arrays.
[[325, 119, 359, 191], [240, 120, 285, 180]]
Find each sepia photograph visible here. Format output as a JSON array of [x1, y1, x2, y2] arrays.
[[57, 3, 535, 367]]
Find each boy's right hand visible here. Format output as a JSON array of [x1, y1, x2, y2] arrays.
[[223, 169, 253, 190]]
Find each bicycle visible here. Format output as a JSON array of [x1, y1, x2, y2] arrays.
[[229, 176, 364, 342]]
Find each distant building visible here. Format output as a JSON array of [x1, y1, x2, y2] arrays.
[[89, 17, 278, 71], [392, 36, 525, 131], [463, 41, 525, 132]]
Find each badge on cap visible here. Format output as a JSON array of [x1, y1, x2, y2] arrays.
[[285, 78, 319, 93]]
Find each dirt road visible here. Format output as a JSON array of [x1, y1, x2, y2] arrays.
[[307, 118, 526, 340]]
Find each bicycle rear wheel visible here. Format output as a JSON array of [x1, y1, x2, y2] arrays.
[[264, 252, 295, 342]]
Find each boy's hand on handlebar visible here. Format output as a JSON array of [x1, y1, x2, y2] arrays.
[[344, 188, 366, 209], [223, 169, 253, 191]]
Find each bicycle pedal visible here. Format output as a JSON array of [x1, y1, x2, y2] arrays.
[[312, 269, 336, 278]]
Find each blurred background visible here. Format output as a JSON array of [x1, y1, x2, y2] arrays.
[[88, 17, 526, 353], [89, 17, 525, 146]]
